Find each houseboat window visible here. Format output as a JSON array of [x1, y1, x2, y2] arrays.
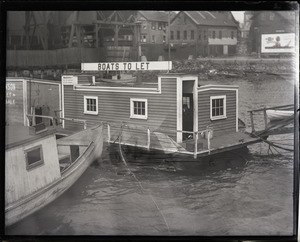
[[170, 31, 174, 40], [212, 31, 216, 39], [130, 98, 148, 120], [231, 31, 234, 39], [183, 30, 187, 40], [177, 31, 180, 40], [25, 145, 44, 170], [84, 96, 98, 115], [210, 96, 226, 120], [219, 30, 222, 39]]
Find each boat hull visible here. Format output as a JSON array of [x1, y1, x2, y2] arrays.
[[5, 125, 103, 227], [266, 110, 294, 121]]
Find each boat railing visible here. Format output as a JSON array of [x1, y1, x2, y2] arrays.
[[57, 117, 87, 130], [91, 119, 211, 159], [26, 114, 56, 128], [26, 114, 88, 130], [247, 104, 294, 134]]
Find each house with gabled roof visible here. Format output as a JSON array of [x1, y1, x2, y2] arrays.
[[137, 11, 176, 45], [170, 11, 239, 57]]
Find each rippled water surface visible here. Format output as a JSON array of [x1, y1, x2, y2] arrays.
[[6, 75, 295, 236]]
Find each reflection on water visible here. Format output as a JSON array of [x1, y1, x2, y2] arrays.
[[6, 76, 295, 236]]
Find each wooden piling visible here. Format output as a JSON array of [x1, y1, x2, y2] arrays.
[[194, 132, 198, 159], [147, 128, 151, 150]]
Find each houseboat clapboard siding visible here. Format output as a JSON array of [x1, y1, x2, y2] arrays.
[[62, 73, 243, 155], [198, 89, 237, 135], [5, 131, 61, 205], [63, 76, 178, 140]]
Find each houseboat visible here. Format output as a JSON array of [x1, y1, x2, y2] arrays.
[[61, 63, 263, 158]]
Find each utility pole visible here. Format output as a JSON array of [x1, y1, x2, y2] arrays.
[[168, 11, 171, 72]]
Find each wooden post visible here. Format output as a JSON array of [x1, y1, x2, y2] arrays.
[[263, 108, 268, 129], [250, 111, 255, 133], [95, 24, 98, 48], [194, 132, 198, 159], [68, 24, 75, 48], [107, 123, 111, 144], [147, 128, 151, 150], [114, 25, 119, 46], [32, 110, 36, 126], [207, 130, 211, 155], [52, 117, 56, 128]]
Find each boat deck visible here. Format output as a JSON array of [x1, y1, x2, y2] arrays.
[[179, 131, 261, 157], [5, 125, 56, 149]]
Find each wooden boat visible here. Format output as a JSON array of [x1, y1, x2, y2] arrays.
[[5, 124, 104, 227], [266, 109, 294, 121], [97, 73, 136, 84], [99, 77, 136, 84]]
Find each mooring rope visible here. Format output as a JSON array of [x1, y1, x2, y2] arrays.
[[118, 125, 171, 235], [252, 132, 294, 153]]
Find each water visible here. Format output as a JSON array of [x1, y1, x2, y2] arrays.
[[6, 74, 295, 236]]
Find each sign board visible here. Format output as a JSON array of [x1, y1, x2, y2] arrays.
[[6, 82, 16, 105], [261, 33, 295, 53], [81, 61, 172, 71], [62, 75, 78, 85]]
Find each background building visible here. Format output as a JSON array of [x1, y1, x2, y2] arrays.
[[6, 11, 140, 71], [248, 11, 296, 55], [137, 11, 169, 45], [170, 11, 239, 57]]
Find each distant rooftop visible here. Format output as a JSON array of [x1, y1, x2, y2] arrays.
[[173, 11, 238, 27], [138, 11, 176, 22]]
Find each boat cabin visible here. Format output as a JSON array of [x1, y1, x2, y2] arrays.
[[5, 126, 61, 207], [61, 73, 239, 156]]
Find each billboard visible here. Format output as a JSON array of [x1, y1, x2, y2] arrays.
[[261, 33, 295, 53]]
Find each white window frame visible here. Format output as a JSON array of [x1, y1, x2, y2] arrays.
[[130, 98, 148, 120], [84, 96, 98, 115], [210, 95, 227, 120]]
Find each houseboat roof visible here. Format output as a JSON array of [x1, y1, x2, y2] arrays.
[[5, 125, 56, 150], [158, 73, 198, 77]]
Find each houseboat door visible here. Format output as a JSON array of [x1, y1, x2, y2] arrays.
[[181, 80, 196, 142], [176, 76, 198, 144], [182, 93, 193, 140]]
